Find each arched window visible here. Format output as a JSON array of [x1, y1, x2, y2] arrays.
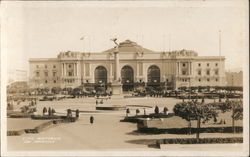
[[121, 66, 134, 84], [94, 66, 107, 83], [147, 65, 160, 83], [121, 66, 134, 91]]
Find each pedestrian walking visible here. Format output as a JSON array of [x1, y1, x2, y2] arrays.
[[90, 116, 94, 124]]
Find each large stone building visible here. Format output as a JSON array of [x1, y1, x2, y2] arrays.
[[29, 40, 226, 91]]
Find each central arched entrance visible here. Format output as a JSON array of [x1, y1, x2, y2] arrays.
[[121, 66, 134, 91], [94, 66, 107, 84], [147, 65, 160, 88]]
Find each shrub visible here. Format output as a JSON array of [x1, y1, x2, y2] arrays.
[[158, 137, 243, 145]]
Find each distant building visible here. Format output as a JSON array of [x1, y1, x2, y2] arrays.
[[226, 71, 243, 87], [8, 69, 28, 84], [29, 39, 226, 90]]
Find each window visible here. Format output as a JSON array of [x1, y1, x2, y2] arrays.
[[206, 70, 210, 75], [182, 71, 186, 75], [36, 65, 39, 68], [44, 72, 48, 77], [183, 63, 186, 67], [45, 80, 48, 83], [69, 64, 71, 68], [36, 72, 40, 77], [198, 63, 201, 67], [198, 70, 201, 75], [199, 78, 201, 82], [45, 65, 47, 69], [54, 80, 56, 83], [53, 65, 56, 68], [53, 72, 56, 77], [215, 70, 219, 75], [68, 72, 73, 76], [207, 78, 210, 82], [216, 78, 218, 82], [215, 63, 218, 66], [207, 63, 209, 67]]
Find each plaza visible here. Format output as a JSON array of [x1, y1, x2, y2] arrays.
[[7, 97, 243, 151]]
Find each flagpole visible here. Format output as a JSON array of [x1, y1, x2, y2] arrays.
[[219, 30, 222, 88]]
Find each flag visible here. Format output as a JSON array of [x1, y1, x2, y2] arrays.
[[80, 36, 85, 40]]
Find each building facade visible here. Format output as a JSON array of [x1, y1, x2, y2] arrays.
[[29, 40, 226, 90], [226, 71, 243, 87]]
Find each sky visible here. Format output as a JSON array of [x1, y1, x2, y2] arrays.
[[1, 0, 248, 73]]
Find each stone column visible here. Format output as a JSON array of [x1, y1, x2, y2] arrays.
[[111, 46, 122, 96], [114, 47, 120, 81], [61, 63, 64, 76]]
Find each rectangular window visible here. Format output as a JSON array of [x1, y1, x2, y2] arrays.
[[44, 72, 48, 77], [68, 72, 73, 76], [206, 70, 210, 75], [53, 65, 56, 68], [215, 63, 218, 66], [198, 63, 201, 67], [45, 80, 48, 83], [45, 65, 47, 69], [198, 70, 201, 75], [182, 71, 186, 75], [207, 63, 209, 67], [54, 80, 56, 83], [36, 65, 39, 68], [199, 78, 201, 82], [183, 63, 186, 67], [216, 78, 218, 82], [36, 72, 40, 77], [207, 78, 210, 82], [215, 70, 219, 75], [53, 72, 56, 77]]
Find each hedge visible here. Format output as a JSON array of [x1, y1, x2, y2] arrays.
[[155, 137, 243, 147], [138, 126, 243, 134], [9, 113, 32, 118], [7, 130, 25, 136], [121, 113, 175, 123]]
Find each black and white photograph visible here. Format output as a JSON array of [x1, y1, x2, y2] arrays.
[[1, 0, 249, 156]]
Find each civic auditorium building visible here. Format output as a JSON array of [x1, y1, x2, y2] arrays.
[[29, 40, 226, 91]]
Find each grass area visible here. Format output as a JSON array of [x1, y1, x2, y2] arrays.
[[7, 118, 50, 131]]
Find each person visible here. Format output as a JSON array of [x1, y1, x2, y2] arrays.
[[90, 116, 94, 124]]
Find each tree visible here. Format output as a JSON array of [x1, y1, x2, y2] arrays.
[[173, 101, 218, 139], [51, 108, 56, 116], [216, 100, 243, 133], [43, 107, 48, 115], [48, 107, 52, 116], [126, 108, 130, 117], [136, 109, 140, 116], [163, 107, 169, 115], [154, 106, 159, 114]]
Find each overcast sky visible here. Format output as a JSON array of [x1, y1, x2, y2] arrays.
[[1, 0, 248, 73]]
